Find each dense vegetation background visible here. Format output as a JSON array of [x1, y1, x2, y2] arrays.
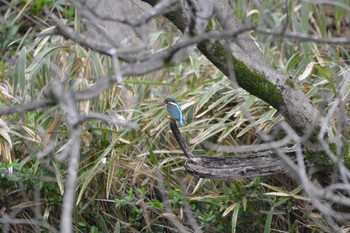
[[0, 0, 349, 232]]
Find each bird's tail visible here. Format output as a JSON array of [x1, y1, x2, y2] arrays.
[[179, 119, 184, 127]]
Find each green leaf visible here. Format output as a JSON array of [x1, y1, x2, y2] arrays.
[[114, 221, 120, 233], [242, 196, 247, 211], [27, 45, 65, 79], [90, 226, 98, 233], [13, 47, 26, 96], [264, 207, 274, 233], [231, 203, 240, 233], [315, 65, 336, 94]]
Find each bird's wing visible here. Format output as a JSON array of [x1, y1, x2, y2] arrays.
[[167, 103, 182, 121]]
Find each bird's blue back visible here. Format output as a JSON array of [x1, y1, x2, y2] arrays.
[[166, 103, 184, 126]]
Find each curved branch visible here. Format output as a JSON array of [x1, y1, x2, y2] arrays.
[[169, 121, 194, 159], [169, 121, 295, 180], [0, 99, 55, 115], [185, 149, 295, 180]]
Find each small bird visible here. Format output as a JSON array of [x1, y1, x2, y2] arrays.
[[163, 98, 184, 127]]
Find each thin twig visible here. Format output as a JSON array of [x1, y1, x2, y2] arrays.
[[78, 112, 139, 129], [0, 99, 55, 116], [48, 81, 81, 233], [0, 215, 59, 233]]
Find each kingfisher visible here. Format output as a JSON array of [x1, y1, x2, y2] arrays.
[[163, 98, 184, 127]]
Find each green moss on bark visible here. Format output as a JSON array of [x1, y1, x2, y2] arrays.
[[284, 78, 296, 89], [198, 41, 283, 110], [205, 19, 220, 33], [231, 55, 282, 109], [343, 141, 350, 169], [205, 20, 213, 33]]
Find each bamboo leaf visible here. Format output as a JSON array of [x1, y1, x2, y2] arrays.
[[231, 203, 240, 233], [263, 207, 274, 233]]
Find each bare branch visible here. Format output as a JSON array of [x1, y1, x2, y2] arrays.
[[255, 28, 350, 45], [45, 9, 113, 56], [78, 112, 139, 129], [0, 99, 55, 115], [0, 77, 109, 117], [0, 215, 59, 233], [77, 0, 180, 26], [168, 120, 295, 180], [120, 25, 256, 76], [49, 81, 82, 233], [202, 135, 293, 153], [185, 149, 295, 180], [169, 121, 194, 159]]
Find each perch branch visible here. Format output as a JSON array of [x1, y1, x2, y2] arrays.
[[185, 149, 295, 180], [169, 121, 194, 159], [169, 121, 295, 180]]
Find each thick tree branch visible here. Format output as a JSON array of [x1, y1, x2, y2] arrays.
[[142, 0, 323, 146], [185, 150, 295, 180], [169, 120, 294, 179]]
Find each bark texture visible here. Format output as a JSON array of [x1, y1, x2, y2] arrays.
[[185, 151, 294, 180], [170, 121, 295, 180]]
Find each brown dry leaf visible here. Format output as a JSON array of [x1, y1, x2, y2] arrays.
[[222, 202, 238, 217]]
